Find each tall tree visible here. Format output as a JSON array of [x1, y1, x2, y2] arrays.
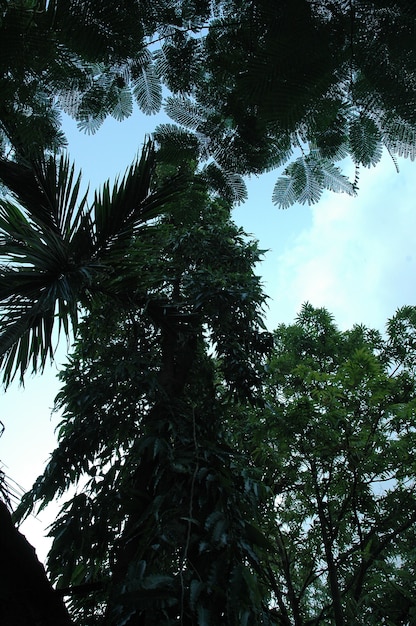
[[244, 304, 416, 625], [1, 2, 416, 623], [2, 144, 274, 623], [17, 202, 273, 624]]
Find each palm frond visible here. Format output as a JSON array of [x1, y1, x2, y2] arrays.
[[0, 141, 187, 385], [0, 154, 91, 385], [0, 298, 57, 387], [92, 139, 182, 252], [0, 210, 84, 385]]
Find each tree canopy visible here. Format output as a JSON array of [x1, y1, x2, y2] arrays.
[[12, 154, 274, 625], [11, 297, 416, 624], [246, 304, 416, 625], [1, 0, 416, 205]]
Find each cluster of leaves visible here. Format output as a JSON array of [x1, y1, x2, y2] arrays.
[[161, 0, 416, 206], [20, 307, 272, 625], [0, 0, 206, 156], [239, 303, 416, 625]]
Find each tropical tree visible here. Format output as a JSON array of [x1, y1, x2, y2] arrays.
[[1, 142, 274, 624], [245, 304, 416, 625], [1, 2, 416, 624], [0, 0, 211, 160], [162, 0, 416, 207]]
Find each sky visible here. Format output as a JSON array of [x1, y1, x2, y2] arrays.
[[1, 106, 415, 562]]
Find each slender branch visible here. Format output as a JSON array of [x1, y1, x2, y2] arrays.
[[146, 19, 244, 48], [180, 405, 199, 625], [265, 563, 293, 626], [279, 526, 304, 626]]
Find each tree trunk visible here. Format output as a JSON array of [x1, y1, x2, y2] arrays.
[[311, 464, 344, 626]]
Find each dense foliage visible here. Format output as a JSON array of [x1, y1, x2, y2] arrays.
[[2, 1, 416, 205], [12, 298, 416, 625], [13, 162, 274, 625], [162, 0, 416, 206], [245, 304, 416, 625]]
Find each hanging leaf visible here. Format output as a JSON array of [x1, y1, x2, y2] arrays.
[[222, 170, 248, 205], [77, 112, 106, 135], [109, 86, 133, 122], [272, 174, 298, 209], [153, 124, 200, 163], [349, 114, 383, 167], [273, 155, 323, 209], [165, 96, 210, 130], [320, 160, 355, 195], [201, 163, 247, 205], [132, 60, 162, 115], [381, 114, 416, 161]]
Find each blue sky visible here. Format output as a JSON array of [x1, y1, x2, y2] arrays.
[[1, 106, 415, 561]]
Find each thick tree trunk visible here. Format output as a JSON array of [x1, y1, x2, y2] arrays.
[[0, 501, 73, 626]]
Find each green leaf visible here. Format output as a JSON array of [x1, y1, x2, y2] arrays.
[[132, 61, 162, 115], [110, 86, 133, 122], [273, 155, 323, 208], [349, 115, 383, 167], [320, 159, 356, 195], [165, 96, 210, 130], [272, 174, 297, 209]]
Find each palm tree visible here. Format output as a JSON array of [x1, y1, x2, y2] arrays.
[[0, 140, 185, 387]]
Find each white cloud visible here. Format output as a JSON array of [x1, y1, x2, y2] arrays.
[[268, 156, 416, 331]]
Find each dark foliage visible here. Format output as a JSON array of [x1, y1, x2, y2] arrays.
[[241, 304, 416, 625], [1, 1, 416, 205]]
